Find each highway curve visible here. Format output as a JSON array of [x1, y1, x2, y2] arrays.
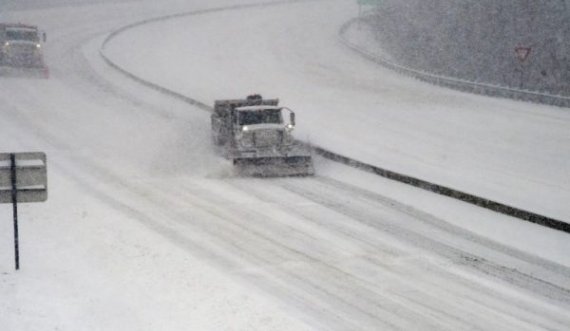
[[1, 1, 569, 330]]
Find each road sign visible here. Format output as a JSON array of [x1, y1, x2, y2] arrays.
[[0, 152, 47, 203], [0, 152, 47, 270], [515, 46, 532, 63], [357, 0, 383, 5]]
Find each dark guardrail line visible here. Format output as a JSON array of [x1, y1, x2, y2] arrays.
[[313, 147, 570, 233], [99, 2, 570, 233]]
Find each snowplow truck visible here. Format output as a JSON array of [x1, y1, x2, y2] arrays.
[[0, 23, 48, 78], [211, 95, 314, 176]]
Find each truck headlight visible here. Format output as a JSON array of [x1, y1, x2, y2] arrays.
[[36, 44, 41, 49], [240, 132, 255, 147]]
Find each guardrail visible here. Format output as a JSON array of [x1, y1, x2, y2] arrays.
[[339, 18, 570, 108], [99, 4, 570, 233], [313, 147, 570, 233]]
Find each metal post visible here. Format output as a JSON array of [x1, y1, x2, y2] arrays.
[[10, 153, 19, 270], [519, 63, 524, 90], [358, 5, 362, 30]]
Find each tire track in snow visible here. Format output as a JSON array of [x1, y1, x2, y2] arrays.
[[145, 178, 500, 330], [273, 177, 570, 303], [148, 178, 424, 330], [217, 177, 570, 330]]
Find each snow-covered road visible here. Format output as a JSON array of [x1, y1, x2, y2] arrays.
[[1, 1, 569, 330]]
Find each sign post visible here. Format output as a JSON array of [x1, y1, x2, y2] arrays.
[[514, 46, 532, 89], [0, 152, 47, 270], [10, 154, 20, 270]]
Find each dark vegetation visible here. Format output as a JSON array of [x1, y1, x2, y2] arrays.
[[369, 0, 569, 95]]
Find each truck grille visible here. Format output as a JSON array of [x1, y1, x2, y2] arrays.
[[255, 130, 282, 147], [4, 45, 41, 66]]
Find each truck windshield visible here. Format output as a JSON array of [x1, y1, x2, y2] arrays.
[[238, 109, 282, 125], [6, 29, 39, 42]]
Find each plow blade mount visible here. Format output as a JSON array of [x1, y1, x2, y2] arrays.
[[233, 156, 314, 177]]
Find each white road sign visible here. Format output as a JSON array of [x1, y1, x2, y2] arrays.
[[0, 152, 47, 203]]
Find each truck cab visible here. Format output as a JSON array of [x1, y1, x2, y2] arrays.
[[0, 23, 46, 70], [233, 105, 296, 149]]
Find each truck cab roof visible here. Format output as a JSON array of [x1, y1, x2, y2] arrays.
[[235, 105, 283, 112], [1, 23, 41, 42], [1, 23, 38, 30]]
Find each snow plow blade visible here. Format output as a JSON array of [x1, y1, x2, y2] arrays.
[[233, 156, 315, 177], [0, 65, 49, 79]]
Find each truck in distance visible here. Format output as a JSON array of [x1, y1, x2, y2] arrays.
[[0, 23, 48, 78], [211, 94, 314, 176]]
